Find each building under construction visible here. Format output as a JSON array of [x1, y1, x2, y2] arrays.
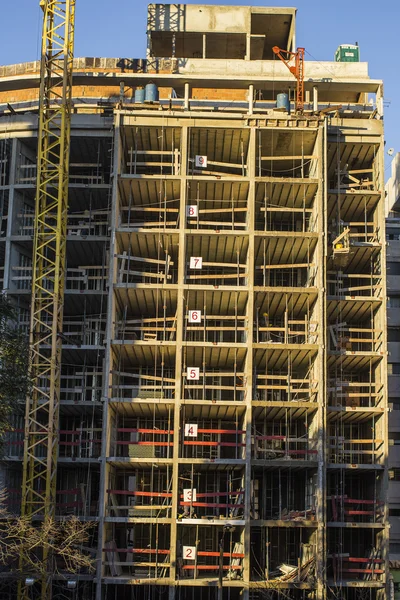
[[0, 4, 389, 600]]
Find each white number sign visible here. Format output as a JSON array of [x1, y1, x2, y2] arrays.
[[186, 205, 198, 218], [183, 488, 197, 502], [195, 155, 207, 168], [187, 367, 200, 380], [188, 310, 201, 323], [189, 256, 202, 269], [184, 423, 198, 437], [183, 546, 196, 560]]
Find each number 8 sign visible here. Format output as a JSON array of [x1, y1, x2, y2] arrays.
[[186, 205, 198, 218], [183, 546, 196, 560]]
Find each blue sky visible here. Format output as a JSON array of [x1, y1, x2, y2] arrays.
[[1, 0, 397, 177]]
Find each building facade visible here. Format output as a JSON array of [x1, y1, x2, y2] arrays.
[[386, 153, 400, 598], [0, 4, 389, 599]]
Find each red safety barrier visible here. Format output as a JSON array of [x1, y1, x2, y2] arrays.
[[107, 489, 172, 498]]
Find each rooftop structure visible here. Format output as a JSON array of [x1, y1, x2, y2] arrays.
[[0, 4, 389, 600]]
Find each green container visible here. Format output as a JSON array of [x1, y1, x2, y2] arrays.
[[335, 44, 360, 62]]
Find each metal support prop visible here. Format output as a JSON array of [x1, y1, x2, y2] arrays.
[[18, 1, 75, 599]]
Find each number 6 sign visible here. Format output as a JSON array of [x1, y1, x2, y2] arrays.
[[183, 546, 196, 560], [188, 310, 201, 323], [187, 367, 200, 380]]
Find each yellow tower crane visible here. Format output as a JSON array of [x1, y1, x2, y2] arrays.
[[19, 1, 75, 598]]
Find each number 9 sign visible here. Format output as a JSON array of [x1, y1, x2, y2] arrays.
[[183, 546, 196, 560]]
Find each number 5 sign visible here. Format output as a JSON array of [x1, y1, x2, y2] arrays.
[[187, 367, 200, 380], [188, 310, 201, 323], [183, 546, 196, 560]]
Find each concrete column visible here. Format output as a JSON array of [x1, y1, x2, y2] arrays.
[[184, 82, 190, 111], [242, 125, 256, 600], [3, 138, 18, 291], [95, 111, 121, 600], [168, 124, 188, 600], [248, 84, 254, 115], [377, 83, 384, 119], [246, 33, 251, 60], [313, 86, 318, 113], [316, 122, 327, 600]]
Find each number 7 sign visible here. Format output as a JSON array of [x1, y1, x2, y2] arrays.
[[189, 257, 202, 269]]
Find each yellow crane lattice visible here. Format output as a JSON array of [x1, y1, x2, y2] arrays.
[[19, 1, 75, 598]]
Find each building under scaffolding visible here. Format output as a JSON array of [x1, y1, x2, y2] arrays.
[[0, 4, 389, 600]]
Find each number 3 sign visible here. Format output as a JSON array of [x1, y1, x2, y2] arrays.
[[183, 546, 196, 560], [183, 488, 197, 502]]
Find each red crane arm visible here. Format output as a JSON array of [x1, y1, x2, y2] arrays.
[[272, 46, 305, 111]]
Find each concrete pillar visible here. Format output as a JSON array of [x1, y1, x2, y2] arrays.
[[184, 82, 190, 111], [95, 111, 121, 600], [168, 124, 188, 599], [313, 86, 318, 113], [248, 84, 254, 115]]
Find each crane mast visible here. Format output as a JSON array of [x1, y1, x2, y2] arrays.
[[19, 1, 75, 598]]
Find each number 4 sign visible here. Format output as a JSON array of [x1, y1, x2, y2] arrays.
[[187, 367, 200, 380], [183, 546, 196, 560], [189, 256, 202, 269], [188, 310, 201, 323], [184, 423, 198, 437]]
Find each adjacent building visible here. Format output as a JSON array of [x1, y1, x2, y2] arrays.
[[386, 153, 400, 598]]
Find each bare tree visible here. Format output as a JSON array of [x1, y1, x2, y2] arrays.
[[0, 490, 95, 576]]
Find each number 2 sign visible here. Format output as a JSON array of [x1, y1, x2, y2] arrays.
[[183, 546, 196, 560]]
